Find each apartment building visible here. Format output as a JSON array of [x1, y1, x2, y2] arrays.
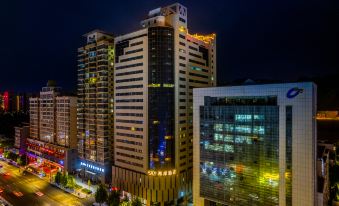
[[77, 30, 115, 183], [27, 81, 77, 174], [29, 97, 39, 139], [14, 124, 29, 155]]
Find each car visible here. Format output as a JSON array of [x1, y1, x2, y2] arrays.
[[35, 191, 44, 197], [3, 172, 10, 176], [0, 187, 4, 193], [13, 191, 23, 197]]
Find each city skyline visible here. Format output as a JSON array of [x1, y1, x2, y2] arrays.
[[0, 1, 338, 206], [0, 0, 338, 91]]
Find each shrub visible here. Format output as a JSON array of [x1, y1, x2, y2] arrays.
[[74, 184, 82, 190], [82, 188, 92, 194], [54, 172, 62, 185]]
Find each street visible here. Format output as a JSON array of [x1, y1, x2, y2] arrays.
[[0, 161, 94, 206]]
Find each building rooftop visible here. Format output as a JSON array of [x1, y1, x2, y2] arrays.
[[82, 29, 114, 37]]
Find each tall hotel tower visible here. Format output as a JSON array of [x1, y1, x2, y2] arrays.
[[112, 3, 216, 205], [77, 30, 115, 183]]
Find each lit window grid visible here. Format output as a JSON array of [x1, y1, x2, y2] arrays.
[[199, 105, 280, 206]]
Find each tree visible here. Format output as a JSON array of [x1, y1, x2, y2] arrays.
[[107, 190, 120, 206], [95, 184, 108, 206], [21, 154, 28, 166], [3, 151, 9, 158], [131, 198, 142, 206], [5, 151, 18, 161], [55, 171, 62, 185], [16, 156, 21, 165], [67, 175, 76, 189], [61, 173, 68, 188], [16, 154, 27, 166], [11, 152, 18, 161]]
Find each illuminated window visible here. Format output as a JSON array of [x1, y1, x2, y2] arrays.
[[254, 115, 264, 120], [163, 84, 174, 88], [235, 114, 252, 122], [253, 126, 265, 134], [88, 51, 96, 57], [224, 144, 234, 153], [224, 124, 234, 132], [214, 133, 223, 141], [224, 135, 234, 143], [235, 135, 252, 144], [148, 83, 161, 87], [214, 124, 223, 131], [235, 125, 251, 134]]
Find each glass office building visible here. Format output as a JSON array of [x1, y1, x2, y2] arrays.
[[200, 96, 280, 205], [193, 83, 317, 206]]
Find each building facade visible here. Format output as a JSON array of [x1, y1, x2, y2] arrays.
[[0, 91, 30, 112], [27, 81, 77, 174], [112, 3, 216, 205], [2, 91, 9, 111], [14, 124, 29, 155], [29, 97, 39, 139], [77, 30, 115, 183], [193, 83, 317, 206]]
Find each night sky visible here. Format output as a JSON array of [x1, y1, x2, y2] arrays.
[[0, 0, 338, 92]]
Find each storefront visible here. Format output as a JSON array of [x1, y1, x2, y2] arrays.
[[77, 161, 106, 184], [26, 152, 62, 179]]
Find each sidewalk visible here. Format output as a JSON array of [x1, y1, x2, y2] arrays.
[[24, 169, 89, 199], [75, 176, 98, 194], [51, 182, 88, 198]]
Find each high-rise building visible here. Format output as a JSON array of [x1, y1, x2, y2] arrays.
[[0, 91, 30, 112], [193, 83, 317, 206], [29, 97, 39, 139], [14, 124, 29, 155], [16, 93, 30, 112], [3, 91, 9, 112], [112, 3, 216, 205], [27, 81, 77, 173], [77, 30, 115, 183], [39, 81, 61, 143], [0, 93, 3, 111]]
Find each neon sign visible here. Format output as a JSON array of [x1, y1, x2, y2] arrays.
[[80, 162, 104, 173], [147, 169, 176, 176]]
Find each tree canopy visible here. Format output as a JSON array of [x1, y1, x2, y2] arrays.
[[95, 184, 108, 205]]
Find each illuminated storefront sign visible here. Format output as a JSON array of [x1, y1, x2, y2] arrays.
[[286, 87, 303, 99], [80, 162, 104, 173], [147, 169, 176, 176]]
